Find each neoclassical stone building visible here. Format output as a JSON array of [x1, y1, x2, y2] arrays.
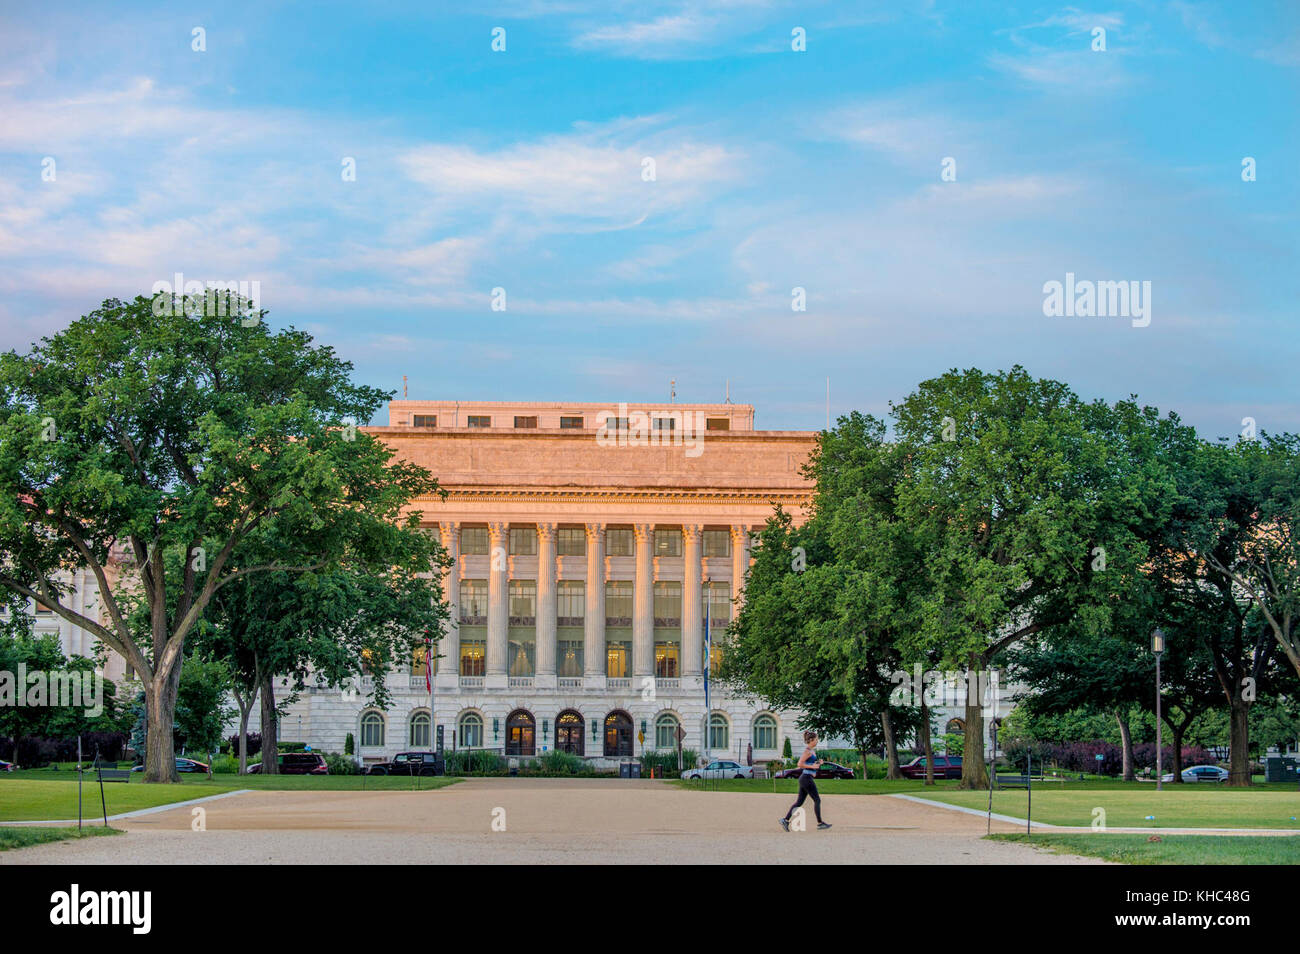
[[271, 399, 821, 768]]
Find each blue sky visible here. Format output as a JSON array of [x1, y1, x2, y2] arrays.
[[1, 1, 1296, 435]]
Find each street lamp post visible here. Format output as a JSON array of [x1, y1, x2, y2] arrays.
[[1152, 628, 1165, 792]]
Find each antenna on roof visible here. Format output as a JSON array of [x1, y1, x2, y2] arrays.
[[725, 379, 731, 404], [670, 379, 676, 404], [402, 375, 408, 399]]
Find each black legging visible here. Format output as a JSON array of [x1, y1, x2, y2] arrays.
[[784, 773, 823, 823]]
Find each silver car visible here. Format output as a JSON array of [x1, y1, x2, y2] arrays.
[[1161, 765, 1229, 783], [681, 759, 754, 780]]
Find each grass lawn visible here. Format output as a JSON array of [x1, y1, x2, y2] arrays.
[[0, 825, 123, 852], [989, 832, 1300, 864], [0, 773, 460, 822], [915, 787, 1300, 829]]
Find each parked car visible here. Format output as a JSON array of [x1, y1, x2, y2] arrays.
[[775, 761, 855, 780], [0, 759, 13, 772], [681, 760, 754, 780], [1162, 765, 1229, 783], [246, 752, 328, 775], [900, 755, 963, 780], [130, 757, 209, 773], [367, 751, 443, 776]]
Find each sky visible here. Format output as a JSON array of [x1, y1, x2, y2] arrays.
[[0, 0, 1296, 436]]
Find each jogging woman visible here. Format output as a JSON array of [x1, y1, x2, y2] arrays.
[[780, 730, 831, 831]]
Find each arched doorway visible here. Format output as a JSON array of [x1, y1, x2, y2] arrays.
[[505, 709, 536, 756], [604, 710, 633, 757], [556, 709, 584, 755]]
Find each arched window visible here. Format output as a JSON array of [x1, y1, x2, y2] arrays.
[[556, 709, 584, 756], [654, 713, 681, 750], [945, 718, 965, 734], [360, 711, 385, 748], [458, 711, 483, 748], [604, 710, 634, 757], [409, 711, 430, 748], [506, 709, 536, 756], [708, 712, 730, 751], [752, 714, 777, 751]]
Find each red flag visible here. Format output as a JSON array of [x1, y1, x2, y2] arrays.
[[425, 636, 432, 694]]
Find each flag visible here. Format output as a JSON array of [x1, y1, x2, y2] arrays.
[[703, 604, 710, 715], [425, 635, 432, 694]]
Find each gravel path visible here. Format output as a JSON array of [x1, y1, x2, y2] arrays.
[[3, 778, 1108, 865]]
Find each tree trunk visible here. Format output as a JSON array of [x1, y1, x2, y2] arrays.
[[143, 675, 179, 783], [1115, 710, 1135, 782], [1227, 696, 1252, 787], [959, 697, 988, 790], [259, 673, 279, 775], [921, 696, 935, 786], [880, 711, 902, 779], [233, 685, 257, 775]]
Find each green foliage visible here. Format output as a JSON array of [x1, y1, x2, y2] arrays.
[[208, 753, 240, 774], [537, 749, 585, 774], [445, 750, 505, 775], [638, 749, 697, 776], [174, 653, 233, 754], [324, 752, 360, 775], [344, 732, 355, 756], [782, 737, 793, 758]]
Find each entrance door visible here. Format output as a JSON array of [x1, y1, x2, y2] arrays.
[[604, 710, 633, 757], [505, 709, 536, 756], [556, 710, 584, 756]]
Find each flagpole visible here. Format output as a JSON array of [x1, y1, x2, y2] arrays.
[[702, 600, 710, 771]]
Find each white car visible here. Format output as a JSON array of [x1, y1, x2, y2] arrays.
[[681, 759, 754, 780], [1161, 765, 1229, 783]]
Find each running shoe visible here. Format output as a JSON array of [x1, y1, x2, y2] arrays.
[[817, 822, 832, 830], [779, 817, 790, 832]]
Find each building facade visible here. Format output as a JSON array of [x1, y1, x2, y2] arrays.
[[271, 400, 822, 768]]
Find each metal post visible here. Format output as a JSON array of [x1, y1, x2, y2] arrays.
[[77, 736, 83, 831], [1156, 651, 1163, 792], [1026, 751, 1032, 835]]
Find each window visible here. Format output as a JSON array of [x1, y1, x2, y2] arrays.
[[652, 416, 677, 431], [653, 581, 681, 627], [506, 709, 536, 756], [655, 713, 681, 750], [412, 414, 437, 427], [509, 581, 536, 624], [604, 416, 629, 431], [752, 714, 777, 750], [560, 416, 584, 429], [557, 581, 585, 624], [34, 601, 54, 615], [605, 528, 633, 556], [654, 528, 682, 557], [509, 527, 537, 555], [409, 711, 431, 748], [556, 639, 584, 677], [604, 710, 634, 757], [513, 416, 538, 428], [556, 709, 584, 755], [702, 529, 731, 558], [606, 640, 630, 678], [556, 527, 586, 556], [460, 580, 487, 623], [654, 640, 680, 678], [459, 638, 485, 677], [360, 711, 385, 748], [708, 713, 730, 751], [411, 645, 430, 677], [467, 415, 491, 427], [706, 418, 730, 431], [605, 581, 632, 625], [459, 712, 483, 748], [460, 527, 489, 555]]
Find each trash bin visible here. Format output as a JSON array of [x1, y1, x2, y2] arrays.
[[629, 762, 641, 779], [1265, 756, 1298, 783]]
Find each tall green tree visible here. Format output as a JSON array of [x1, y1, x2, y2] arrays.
[[0, 295, 433, 781]]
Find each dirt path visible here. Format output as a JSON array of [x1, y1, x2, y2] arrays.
[[3, 778, 1108, 864]]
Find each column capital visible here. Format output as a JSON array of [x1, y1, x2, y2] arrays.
[[584, 521, 605, 540], [682, 524, 703, 542], [633, 523, 655, 542], [488, 521, 510, 540], [730, 523, 750, 541], [537, 522, 556, 541]]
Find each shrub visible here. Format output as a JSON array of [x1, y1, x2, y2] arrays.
[[209, 754, 240, 774], [445, 750, 506, 775], [782, 738, 793, 759], [227, 732, 261, 757], [344, 733, 355, 756], [638, 749, 697, 777], [537, 750, 585, 774], [324, 752, 360, 775]]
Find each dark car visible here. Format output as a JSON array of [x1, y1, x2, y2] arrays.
[[247, 752, 328, 775], [900, 755, 963, 780], [131, 757, 209, 773], [776, 761, 856, 780], [368, 751, 443, 777]]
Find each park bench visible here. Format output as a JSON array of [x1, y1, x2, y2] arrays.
[[94, 762, 131, 783], [995, 774, 1030, 789]]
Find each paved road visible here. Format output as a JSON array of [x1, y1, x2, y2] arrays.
[[3, 778, 1107, 865]]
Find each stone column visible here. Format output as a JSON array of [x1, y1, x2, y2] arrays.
[[583, 522, 605, 684], [731, 524, 750, 611], [682, 525, 703, 677], [437, 522, 460, 688], [536, 523, 557, 685], [486, 521, 509, 684], [633, 523, 655, 678]]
